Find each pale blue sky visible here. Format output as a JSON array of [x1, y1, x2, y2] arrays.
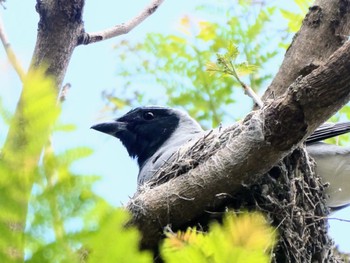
[[0, 0, 349, 253]]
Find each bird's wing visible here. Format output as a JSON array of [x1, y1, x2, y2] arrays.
[[138, 131, 204, 186], [307, 142, 350, 207], [306, 122, 350, 144]]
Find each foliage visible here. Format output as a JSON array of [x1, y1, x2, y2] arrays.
[[110, 1, 281, 128], [206, 42, 258, 81], [280, 0, 313, 33], [161, 212, 276, 263], [106, 0, 320, 129], [206, 42, 264, 107], [0, 69, 59, 262], [75, 208, 153, 263], [0, 69, 153, 262]]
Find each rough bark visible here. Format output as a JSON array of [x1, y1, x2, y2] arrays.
[[4, 0, 85, 154], [31, 0, 85, 89], [262, 0, 350, 101]]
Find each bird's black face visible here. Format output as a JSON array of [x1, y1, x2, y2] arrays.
[[91, 106, 180, 168]]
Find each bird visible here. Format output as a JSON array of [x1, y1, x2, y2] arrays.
[[91, 106, 350, 208]]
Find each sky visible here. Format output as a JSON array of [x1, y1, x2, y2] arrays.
[[0, 0, 349, 253]]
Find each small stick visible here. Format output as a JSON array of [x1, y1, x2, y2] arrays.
[[0, 14, 26, 81]]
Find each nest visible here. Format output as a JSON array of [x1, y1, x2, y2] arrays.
[[148, 122, 242, 186], [144, 122, 344, 262], [234, 149, 339, 262]]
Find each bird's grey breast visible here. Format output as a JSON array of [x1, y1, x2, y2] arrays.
[[138, 130, 203, 185]]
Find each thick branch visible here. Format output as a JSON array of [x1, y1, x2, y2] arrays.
[[79, 0, 164, 45], [262, 0, 350, 101], [30, 0, 85, 89], [127, 41, 350, 249]]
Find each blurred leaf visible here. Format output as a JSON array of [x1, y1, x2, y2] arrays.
[[53, 123, 76, 132], [0, 98, 13, 124], [105, 96, 129, 110], [81, 209, 152, 263], [280, 0, 313, 33], [227, 42, 239, 60], [178, 15, 191, 35], [280, 9, 304, 33], [161, 212, 276, 263], [235, 62, 258, 76], [0, 67, 60, 261], [198, 21, 217, 41]]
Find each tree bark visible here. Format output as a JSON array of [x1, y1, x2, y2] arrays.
[[31, 0, 85, 89], [262, 0, 350, 101]]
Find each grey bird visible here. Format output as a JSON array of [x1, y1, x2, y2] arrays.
[[91, 106, 350, 208]]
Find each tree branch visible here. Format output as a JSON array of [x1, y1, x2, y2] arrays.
[[29, 0, 85, 89], [262, 0, 350, 101], [0, 14, 26, 81], [127, 40, 350, 250], [79, 0, 165, 45]]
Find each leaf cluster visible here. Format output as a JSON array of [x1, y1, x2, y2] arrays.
[[0, 69, 151, 262], [109, 1, 282, 128], [162, 212, 276, 263], [206, 42, 257, 84]]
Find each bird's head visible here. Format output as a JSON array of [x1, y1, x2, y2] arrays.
[[91, 106, 202, 168]]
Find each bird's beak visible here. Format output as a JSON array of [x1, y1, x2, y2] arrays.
[[90, 120, 127, 135]]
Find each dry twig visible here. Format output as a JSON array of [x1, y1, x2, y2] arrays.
[[80, 0, 164, 45]]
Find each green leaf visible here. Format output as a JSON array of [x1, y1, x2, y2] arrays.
[[53, 123, 76, 132], [161, 212, 276, 263], [0, 68, 60, 261], [198, 21, 217, 42], [81, 209, 152, 263], [235, 62, 258, 76], [227, 42, 239, 60]]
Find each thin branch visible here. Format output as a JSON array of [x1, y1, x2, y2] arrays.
[[237, 77, 263, 108], [327, 217, 350, 223], [0, 14, 26, 81], [207, 43, 263, 108], [0, 1, 6, 9], [79, 0, 165, 45], [58, 83, 71, 103]]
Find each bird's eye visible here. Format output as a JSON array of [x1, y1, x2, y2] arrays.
[[143, 111, 155, 120]]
